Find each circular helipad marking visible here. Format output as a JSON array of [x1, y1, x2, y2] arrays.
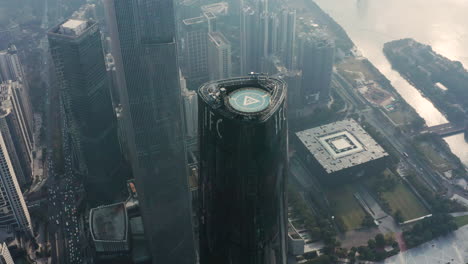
[[228, 88, 271, 113]]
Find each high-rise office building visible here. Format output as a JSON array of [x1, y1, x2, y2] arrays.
[[298, 31, 335, 104], [277, 9, 287, 55], [0, 243, 14, 264], [48, 19, 124, 204], [180, 73, 198, 152], [208, 32, 232, 81], [104, 0, 195, 263], [198, 75, 288, 264], [0, 45, 25, 83], [0, 82, 33, 187], [201, 2, 229, 17], [182, 14, 211, 90], [182, 85, 198, 140], [241, 5, 260, 74], [0, 87, 32, 233], [267, 13, 279, 56], [248, 0, 272, 72], [0, 45, 34, 138], [257, 3, 269, 60], [282, 9, 296, 70]]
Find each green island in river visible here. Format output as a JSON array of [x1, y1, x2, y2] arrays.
[[383, 38, 468, 124]]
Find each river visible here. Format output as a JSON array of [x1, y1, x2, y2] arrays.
[[312, 0, 468, 167]]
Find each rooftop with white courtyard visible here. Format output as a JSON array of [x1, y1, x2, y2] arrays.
[[296, 119, 388, 173]]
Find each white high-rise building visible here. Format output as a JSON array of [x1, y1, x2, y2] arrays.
[[208, 32, 232, 81], [0, 105, 32, 232], [0, 82, 34, 187], [0, 243, 14, 264], [181, 85, 198, 139], [0, 45, 24, 83]]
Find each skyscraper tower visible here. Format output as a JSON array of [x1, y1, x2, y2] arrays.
[[241, 1, 279, 74], [0, 85, 32, 233], [0, 243, 14, 264], [0, 45, 25, 83], [207, 32, 232, 81], [298, 31, 335, 104], [182, 14, 210, 90], [267, 13, 279, 56], [104, 0, 195, 263], [257, 0, 270, 60], [198, 75, 288, 264], [0, 81, 33, 187], [241, 5, 260, 74], [0, 45, 34, 144], [283, 9, 296, 70], [48, 19, 125, 204]]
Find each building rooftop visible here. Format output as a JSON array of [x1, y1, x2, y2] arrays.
[[201, 2, 229, 15], [296, 119, 388, 173], [59, 19, 88, 36], [62, 19, 85, 29], [0, 82, 14, 118], [90, 202, 128, 242], [203, 11, 216, 20], [130, 216, 144, 236], [208, 32, 230, 48], [198, 75, 286, 122], [183, 16, 206, 26], [242, 5, 256, 16]]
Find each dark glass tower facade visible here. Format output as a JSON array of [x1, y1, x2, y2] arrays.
[[48, 19, 125, 204], [104, 0, 195, 263], [198, 75, 288, 264], [297, 32, 335, 104]]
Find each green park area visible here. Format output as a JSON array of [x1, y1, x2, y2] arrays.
[[366, 170, 429, 221], [337, 58, 375, 81], [415, 142, 453, 173], [327, 185, 366, 231], [383, 104, 420, 127], [455, 215, 468, 228], [381, 183, 429, 221]]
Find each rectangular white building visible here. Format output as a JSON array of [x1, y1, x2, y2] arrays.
[[208, 32, 232, 81]]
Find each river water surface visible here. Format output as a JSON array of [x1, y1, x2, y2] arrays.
[[312, 0, 468, 166]]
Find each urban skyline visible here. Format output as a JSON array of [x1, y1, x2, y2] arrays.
[[0, 0, 466, 263]]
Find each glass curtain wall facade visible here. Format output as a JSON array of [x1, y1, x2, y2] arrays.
[[105, 0, 195, 263], [198, 75, 288, 264], [48, 20, 124, 204]]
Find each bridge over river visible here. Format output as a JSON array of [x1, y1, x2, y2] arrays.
[[421, 122, 467, 137]]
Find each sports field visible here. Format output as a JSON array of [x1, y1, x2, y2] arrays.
[[327, 185, 366, 231]]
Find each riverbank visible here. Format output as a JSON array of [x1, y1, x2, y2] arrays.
[[289, 0, 468, 261]]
